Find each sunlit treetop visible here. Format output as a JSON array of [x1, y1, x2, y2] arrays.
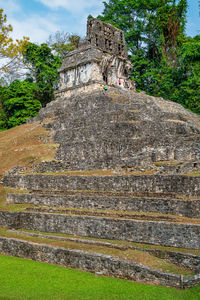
[[0, 9, 29, 72]]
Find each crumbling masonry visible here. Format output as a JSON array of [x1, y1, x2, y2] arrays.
[[56, 18, 135, 99]]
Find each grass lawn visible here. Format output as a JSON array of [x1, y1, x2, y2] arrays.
[[0, 255, 200, 300]]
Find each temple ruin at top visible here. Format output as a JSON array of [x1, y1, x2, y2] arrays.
[[55, 18, 135, 98]]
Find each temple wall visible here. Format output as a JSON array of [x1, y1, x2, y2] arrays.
[[56, 18, 134, 96], [59, 63, 102, 90], [55, 83, 101, 99], [59, 56, 133, 93], [106, 57, 132, 88]]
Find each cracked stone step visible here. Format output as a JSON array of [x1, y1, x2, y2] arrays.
[[5, 228, 200, 255], [1, 235, 198, 288], [53, 120, 199, 139]]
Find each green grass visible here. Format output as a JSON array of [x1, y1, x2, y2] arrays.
[[0, 255, 200, 300]]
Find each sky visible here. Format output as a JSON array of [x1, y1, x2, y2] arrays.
[[0, 0, 199, 44]]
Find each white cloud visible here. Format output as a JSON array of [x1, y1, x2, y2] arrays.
[[10, 15, 59, 43], [36, 0, 103, 14], [0, 0, 21, 14], [0, 0, 59, 43], [0, 0, 104, 44]]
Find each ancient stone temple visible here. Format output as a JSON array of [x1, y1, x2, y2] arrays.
[[1, 18, 200, 291], [55, 18, 135, 98]]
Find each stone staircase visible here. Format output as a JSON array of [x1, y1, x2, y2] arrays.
[[6, 189, 200, 218], [2, 172, 200, 249], [1, 88, 200, 288], [0, 171, 200, 288]]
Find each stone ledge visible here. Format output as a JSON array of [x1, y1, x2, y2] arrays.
[[8, 229, 200, 272], [3, 174, 200, 197], [0, 237, 199, 289], [0, 211, 199, 249], [0, 237, 184, 288], [7, 193, 200, 218]]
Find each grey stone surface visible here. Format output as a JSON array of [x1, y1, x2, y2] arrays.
[[7, 192, 200, 218], [32, 89, 200, 171], [0, 211, 199, 249], [183, 274, 200, 289], [3, 174, 200, 197]]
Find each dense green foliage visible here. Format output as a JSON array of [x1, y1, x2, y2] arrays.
[[173, 35, 200, 113], [0, 79, 41, 129], [0, 254, 200, 299], [99, 0, 200, 114], [23, 42, 62, 107], [0, 42, 62, 130]]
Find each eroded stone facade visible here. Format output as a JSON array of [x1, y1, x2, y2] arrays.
[[56, 19, 134, 98], [86, 18, 127, 57]]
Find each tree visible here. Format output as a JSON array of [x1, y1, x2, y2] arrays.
[[170, 35, 200, 113], [0, 9, 29, 78], [0, 79, 41, 129], [155, 0, 187, 64], [47, 31, 81, 60], [97, 1, 200, 114], [23, 43, 62, 106], [99, 0, 187, 63]]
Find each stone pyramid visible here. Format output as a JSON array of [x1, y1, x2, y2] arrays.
[[0, 19, 200, 288]]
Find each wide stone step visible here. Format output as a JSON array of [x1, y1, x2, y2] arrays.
[[53, 124, 143, 142], [0, 235, 196, 289], [6, 229, 200, 274], [54, 145, 199, 171], [37, 93, 145, 123], [3, 174, 200, 197], [7, 192, 200, 218], [21, 206, 198, 222], [0, 211, 199, 249], [21, 207, 200, 225]]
